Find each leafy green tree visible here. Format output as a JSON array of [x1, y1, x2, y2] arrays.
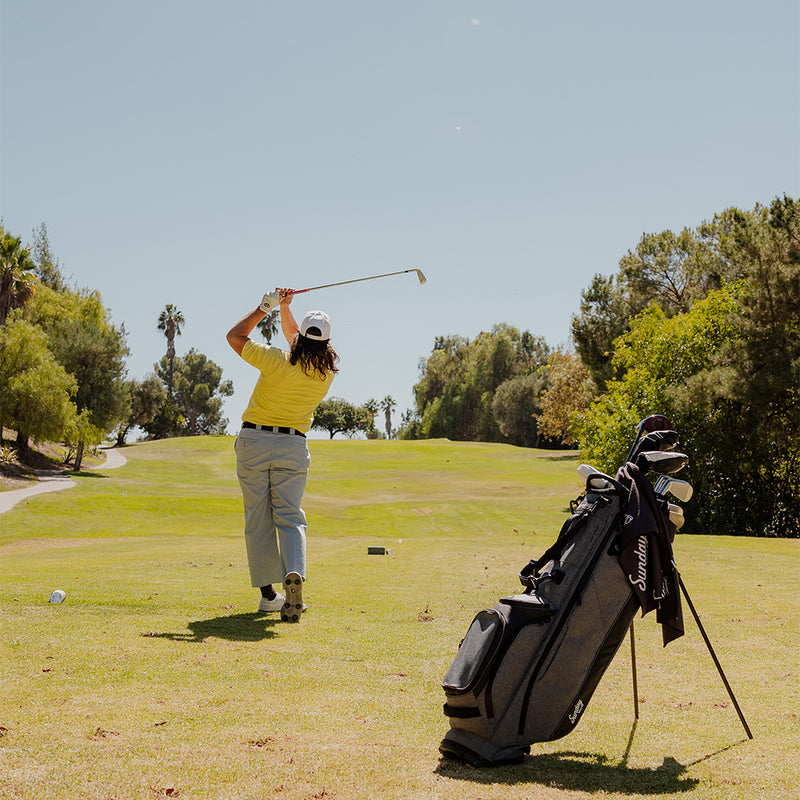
[[31, 223, 69, 292], [362, 398, 379, 438], [571, 217, 747, 389], [536, 349, 595, 446], [0, 314, 78, 452], [578, 290, 741, 473], [156, 349, 233, 435], [575, 197, 798, 536], [141, 397, 183, 440], [27, 285, 130, 469], [694, 196, 799, 536], [579, 281, 798, 536], [570, 273, 629, 390], [157, 304, 185, 396], [115, 374, 168, 445], [492, 372, 548, 447], [412, 335, 470, 416], [712, 197, 800, 410], [412, 325, 550, 444], [0, 230, 36, 326], [311, 397, 374, 439]]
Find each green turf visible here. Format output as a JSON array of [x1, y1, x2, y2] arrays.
[[0, 437, 797, 799]]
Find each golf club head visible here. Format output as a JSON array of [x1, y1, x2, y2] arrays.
[[654, 476, 694, 502], [640, 414, 673, 434], [576, 464, 614, 491], [625, 413, 674, 462], [415, 269, 427, 285], [576, 463, 599, 479], [667, 502, 685, 530], [636, 450, 689, 475], [631, 429, 679, 460]]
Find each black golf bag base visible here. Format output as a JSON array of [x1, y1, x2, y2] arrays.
[[439, 479, 644, 765], [439, 730, 530, 767]]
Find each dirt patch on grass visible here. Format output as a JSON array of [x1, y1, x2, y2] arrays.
[[0, 537, 100, 554]]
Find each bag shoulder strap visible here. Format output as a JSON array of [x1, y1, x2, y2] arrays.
[[519, 478, 624, 587]]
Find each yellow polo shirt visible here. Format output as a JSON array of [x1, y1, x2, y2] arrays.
[[240, 340, 334, 433]]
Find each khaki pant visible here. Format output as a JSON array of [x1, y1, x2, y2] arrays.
[[234, 428, 311, 588]]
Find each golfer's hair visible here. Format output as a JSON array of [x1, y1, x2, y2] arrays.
[[290, 331, 339, 379]]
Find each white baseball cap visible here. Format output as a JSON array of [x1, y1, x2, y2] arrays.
[[300, 310, 332, 341]]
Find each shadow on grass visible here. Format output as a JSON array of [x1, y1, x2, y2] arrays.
[[143, 612, 278, 642], [542, 452, 580, 462], [435, 750, 700, 794]]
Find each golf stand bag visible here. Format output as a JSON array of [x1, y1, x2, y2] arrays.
[[439, 415, 751, 767]]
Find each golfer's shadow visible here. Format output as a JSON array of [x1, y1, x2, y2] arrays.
[[144, 612, 278, 643]]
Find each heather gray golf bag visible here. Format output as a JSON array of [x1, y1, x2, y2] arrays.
[[440, 475, 640, 766]]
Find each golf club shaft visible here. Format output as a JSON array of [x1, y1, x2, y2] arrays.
[[288, 268, 425, 296]]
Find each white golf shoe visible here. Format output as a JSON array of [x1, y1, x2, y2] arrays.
[[258, 593, 285, 613]]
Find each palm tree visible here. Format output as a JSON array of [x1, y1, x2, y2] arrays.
[[257, 310, 280, 344], [380, 395, 396, 439], [0, 232, 36, 326], [157, 304, 185, 396]]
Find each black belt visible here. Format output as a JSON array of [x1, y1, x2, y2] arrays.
[[241, 421, 306, 437]]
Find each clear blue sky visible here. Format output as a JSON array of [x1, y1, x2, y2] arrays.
[[1, 1, 798, 437]]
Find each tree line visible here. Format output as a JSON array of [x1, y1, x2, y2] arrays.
[[3, 195, 796, 535], [400, 196, 798, 537], [0, 224, 232, 467]]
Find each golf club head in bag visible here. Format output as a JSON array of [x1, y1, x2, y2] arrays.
[[576, 464, 614, 491], [654, 475, 694, 503], [666, 502, 685, 530], [635, 450, 689, 475], [624, 414, 674, 462], [629, 429, 679, 461]]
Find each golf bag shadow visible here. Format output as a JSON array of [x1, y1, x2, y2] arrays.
[[439, 473, 645, 767]]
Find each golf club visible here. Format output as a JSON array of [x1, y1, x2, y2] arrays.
[[666, 502, 685, 529], [636, 450, 689, 475], [575, 463, 614, 490], [288, 268, 426, 297], [630, 429, 679, 461], [653, 475, 694, 502], [624, 414, 673, 462]]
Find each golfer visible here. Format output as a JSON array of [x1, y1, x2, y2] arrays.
[[226, 288, 338, 622]]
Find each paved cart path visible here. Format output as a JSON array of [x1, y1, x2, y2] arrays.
[[0, 446, 127, 515]]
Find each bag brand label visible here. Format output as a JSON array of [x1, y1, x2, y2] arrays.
[[569, 699, 585, 724]]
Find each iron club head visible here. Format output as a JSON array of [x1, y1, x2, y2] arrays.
[[654, 476, 694, 502]]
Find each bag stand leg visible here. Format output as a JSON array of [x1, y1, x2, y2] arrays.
[[678, 574, 754, 740], [630, 622, 639, 720]]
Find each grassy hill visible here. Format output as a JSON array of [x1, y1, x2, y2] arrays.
[[1, 437, 797, 799]]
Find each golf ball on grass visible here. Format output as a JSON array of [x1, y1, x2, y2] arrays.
[[48, 590, 66, 604]]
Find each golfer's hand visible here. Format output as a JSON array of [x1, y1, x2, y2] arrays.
[[278, 288, 295, 307], [259, 289, 281, 313]]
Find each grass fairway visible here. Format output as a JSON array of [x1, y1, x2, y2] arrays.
[[1, 437, 797, 800]]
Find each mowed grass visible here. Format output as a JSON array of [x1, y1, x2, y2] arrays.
[[0, 437, 797, 800]]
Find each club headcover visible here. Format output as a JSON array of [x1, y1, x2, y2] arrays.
[[634, 429, 679, 457], [635, 450, 689, 475], [640, 414, 673, 433]]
